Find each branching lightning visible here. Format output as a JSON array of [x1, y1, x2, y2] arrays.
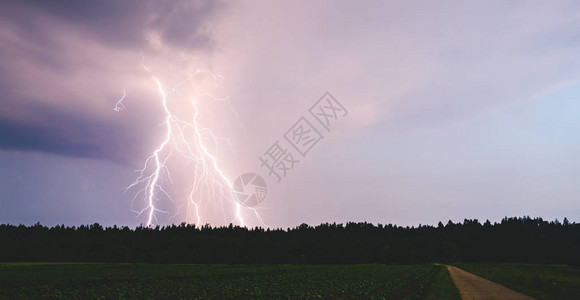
[[123, 60, 266, 228], [113, 90, 126, 112]]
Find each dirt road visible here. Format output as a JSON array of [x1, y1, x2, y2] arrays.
[[447, 266, 535, 300]]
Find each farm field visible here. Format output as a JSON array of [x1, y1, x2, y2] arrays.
[[454, 263, 580, 299], [0, 263, 444, 299]]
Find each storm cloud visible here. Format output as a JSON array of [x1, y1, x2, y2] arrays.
[[1, 0, 221, 50], [0, 0, 223, 163], [1, 1, 579, 227]]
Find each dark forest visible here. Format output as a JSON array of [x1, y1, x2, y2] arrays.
[[2, 216, 578, 265]]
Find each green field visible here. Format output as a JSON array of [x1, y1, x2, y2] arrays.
[[0, 263, 452, 299], [4, 262, 579, 299], [425, 265, 460, 300], [454, 263, 580, 299]]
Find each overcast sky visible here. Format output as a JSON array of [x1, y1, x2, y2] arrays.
[[1, 0, 579, 228]]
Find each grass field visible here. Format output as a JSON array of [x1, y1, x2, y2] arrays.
[[0, 263, 452, 299], [454, 263, 580, 299], [425, 265, 460, 300]]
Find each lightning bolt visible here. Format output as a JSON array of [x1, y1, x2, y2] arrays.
[[113, 90, 126, 112], [124, 59, 266, 228]]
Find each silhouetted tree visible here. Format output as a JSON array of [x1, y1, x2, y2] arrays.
[[0, 216, 578, 265]]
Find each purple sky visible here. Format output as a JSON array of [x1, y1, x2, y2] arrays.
[[1, 0, 579, 228]]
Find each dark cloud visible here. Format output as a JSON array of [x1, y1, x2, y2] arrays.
[[0, 103, 147, 164], [0, 0, 222, 51], [0, 0, 224, 163]]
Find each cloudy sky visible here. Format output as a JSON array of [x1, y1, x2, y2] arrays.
[[1, 0, 579, 228]]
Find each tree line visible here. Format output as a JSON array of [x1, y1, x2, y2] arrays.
[[1, 216, 578, 264]]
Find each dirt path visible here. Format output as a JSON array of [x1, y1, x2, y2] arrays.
[[447, 266, 535, 300]]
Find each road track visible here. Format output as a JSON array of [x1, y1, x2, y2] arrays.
[[447, 265, 535, 300]]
